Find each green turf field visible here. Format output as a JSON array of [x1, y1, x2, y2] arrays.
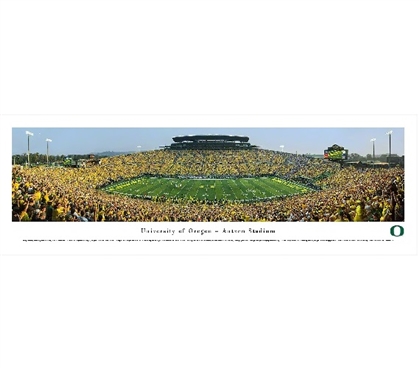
[[103, 177, 311, 202]]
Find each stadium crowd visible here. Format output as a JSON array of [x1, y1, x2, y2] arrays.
[[12, 150, 404, 222]]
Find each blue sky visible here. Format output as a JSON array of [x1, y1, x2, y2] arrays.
[[12, 127, 404, 156]]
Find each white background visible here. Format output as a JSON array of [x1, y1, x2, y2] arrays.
[[1, 1, 419, 367]]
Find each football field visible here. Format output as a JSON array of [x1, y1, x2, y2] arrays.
[[103, 177, 310, 202]]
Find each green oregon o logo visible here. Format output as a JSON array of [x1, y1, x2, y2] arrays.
[[390, 225, 404, 237]]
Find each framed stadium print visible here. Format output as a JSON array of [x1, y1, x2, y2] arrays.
[[6, 114, 417, 255]]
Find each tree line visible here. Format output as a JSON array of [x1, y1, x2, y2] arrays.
[[348, 153, 401, 162], [12, 153, 97, 166]]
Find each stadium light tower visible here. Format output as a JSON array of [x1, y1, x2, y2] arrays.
[[46, 138, 52, 165], [370, 138, 376, 161], [137, 145, 142, 152], [279, 145, 284, 152], [386, 130, 392, 160], [26, 130, 34, 166]]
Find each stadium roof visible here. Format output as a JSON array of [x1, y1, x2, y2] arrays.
[[172, 134, 249, 143]]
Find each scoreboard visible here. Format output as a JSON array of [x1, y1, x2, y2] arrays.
[[324, 144, 348, 161]]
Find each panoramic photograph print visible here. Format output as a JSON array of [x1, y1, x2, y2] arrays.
[[12, 127, 404, 222]]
